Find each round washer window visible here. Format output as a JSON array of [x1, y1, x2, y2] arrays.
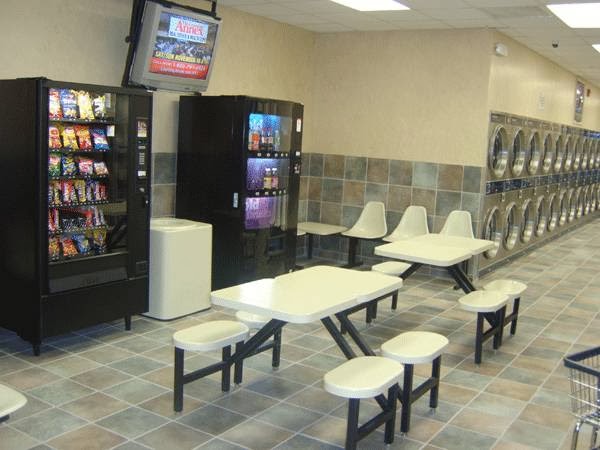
[[503, 203, 518, 250], [520, 199, 535, 243], [541, 134, 554, 174], [511, 129, 526, 176], [535, 197, 547, 237], [554, 135, 565, 173], [488, 126, 508, 179], [559, 191, 568, 226], [482, 207, 501, 259], [564, 136, 573, 171], [547, 194, 558, 231], [527, 131, 541, 175]]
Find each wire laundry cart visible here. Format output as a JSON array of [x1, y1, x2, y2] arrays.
[[564, 346, 600, 450]]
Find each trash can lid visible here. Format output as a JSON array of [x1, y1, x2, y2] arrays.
[[150, 218, 207, 231]]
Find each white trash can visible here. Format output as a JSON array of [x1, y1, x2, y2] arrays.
[[147, 218, 212, 320]]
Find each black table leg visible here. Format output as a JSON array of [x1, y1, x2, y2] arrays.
[[335, 313, 376, 357], [229, 319, 287, 367], [447, 264, 476, 293], [307, 234, 314, 259], [400, 263, 422, 280]]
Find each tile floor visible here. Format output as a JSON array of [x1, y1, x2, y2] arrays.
[[1, 221, 599, 450]]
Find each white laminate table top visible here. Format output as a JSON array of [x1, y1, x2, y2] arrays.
[[211, 265, 403, 324], [374, 241, 473, 266], [297, 222, 348, 236], [411, 234, 495, 254]]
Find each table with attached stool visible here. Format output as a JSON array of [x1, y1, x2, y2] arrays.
[[482, 279, 526, 344], [233, 311, 282, 384], [458, 290, 509, 364], [324, 356, 403, 450], [381, 331, 449, 434], [172, 320, 249, 411]]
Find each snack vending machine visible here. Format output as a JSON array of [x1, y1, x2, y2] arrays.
[[0, 78, 152, 354], [176, 95, 303, 289]]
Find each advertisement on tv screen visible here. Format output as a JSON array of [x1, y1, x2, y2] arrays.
[[149, 12, 218, 80]]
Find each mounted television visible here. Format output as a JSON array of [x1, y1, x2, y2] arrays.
[[123, 0, 221, 93]]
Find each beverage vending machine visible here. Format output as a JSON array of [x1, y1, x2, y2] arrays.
[[0, 78, 152, 354], [176, 95, 303, 289]]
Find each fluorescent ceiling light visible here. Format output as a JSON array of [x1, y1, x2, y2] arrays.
[[594, 44, 600, 53], [546, 3, 600, 28], [330, 0, 409, 12]]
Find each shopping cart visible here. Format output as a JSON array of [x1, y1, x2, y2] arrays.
[[564, 346, 600, 450]]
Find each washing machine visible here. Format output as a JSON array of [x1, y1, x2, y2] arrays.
[[480, 191, 503, 271], [545, 182, 560, 234], [525, 124, 542, 176], [580, 136, 590, 171], [558, 187, 569, 227], [567, 186, 578, 224], [518, 186, 536, 246], [554, 132, 566, 174], [533, 188, 548, 240], [563, 132, 575, 173], [572, 133, 582, 172], [500, 188, 521, 257], [487, 113, 511, 181], [540, 129, 555, 176], [508, 119, 527, 179]]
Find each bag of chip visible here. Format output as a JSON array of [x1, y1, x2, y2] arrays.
[[74, 125, 93, 150], [49, 125, 62, 149], [92, 94, 107, 119], [77, 156, 94, 176], [61, 126, 79, 150], [93, 161, 109, 176], [61, 236, 78, 257], [73, 234, 91, 254], [49, 236, 61, 260], [92, 228, 107, 252], [49, 89, 62, 119], [75, 179, 87, 203], [59, 89, 78, 119], [49, 153, 61, 177], [91, 127, 110, 150], [61, 154, 76, 176], [50, 181, 61, 206], [77, 91, 95, 120]]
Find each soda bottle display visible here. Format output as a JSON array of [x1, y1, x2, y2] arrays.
[[263, 168, 272, 189], [271, 167, 279, 189], [274, 129, 281, 152]]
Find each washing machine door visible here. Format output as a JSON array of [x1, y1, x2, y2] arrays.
[[572, 137, 582, 171], [547, 193, 558, 231], [594, 140, 600, 169], [554, 135, 565, 173], [559, 190, 568, 226], [541, 133, 554, 174], [588, 140, 595, 169], [502, 202, 519, 250], [591, 184, 598, 211], [583, 186, 591, 215], [581, 139, 589, 170], [534, 196, 547, 236], [520, 198, 535, 243], [482, 206, 501, 259], [568, 189, 577, 222], [511, 129, 526, 177], [576, 187, 584, 218], [564, 136, 574, 171], [488, 126, 509, 178], [527, 131, 541, 175]]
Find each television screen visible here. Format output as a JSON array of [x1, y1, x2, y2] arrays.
[[124, 0, 221, 93]]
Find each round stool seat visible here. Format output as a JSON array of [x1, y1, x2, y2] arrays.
[[173, 320, 249, 352], [372, 261, 411, 276], [0, 383, 27, 418], [235, 311, 271, 329], [458, 290, 508, 313], [483, 279, 527, 300], [381, 331, 449, 364], [324, 356, 404, 399]]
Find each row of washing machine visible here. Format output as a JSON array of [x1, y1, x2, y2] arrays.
[[478, 112, 600, 273]]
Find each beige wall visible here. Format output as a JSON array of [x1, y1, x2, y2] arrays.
[[307, 29, 494, 167], [489, 31, 600, 131]]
